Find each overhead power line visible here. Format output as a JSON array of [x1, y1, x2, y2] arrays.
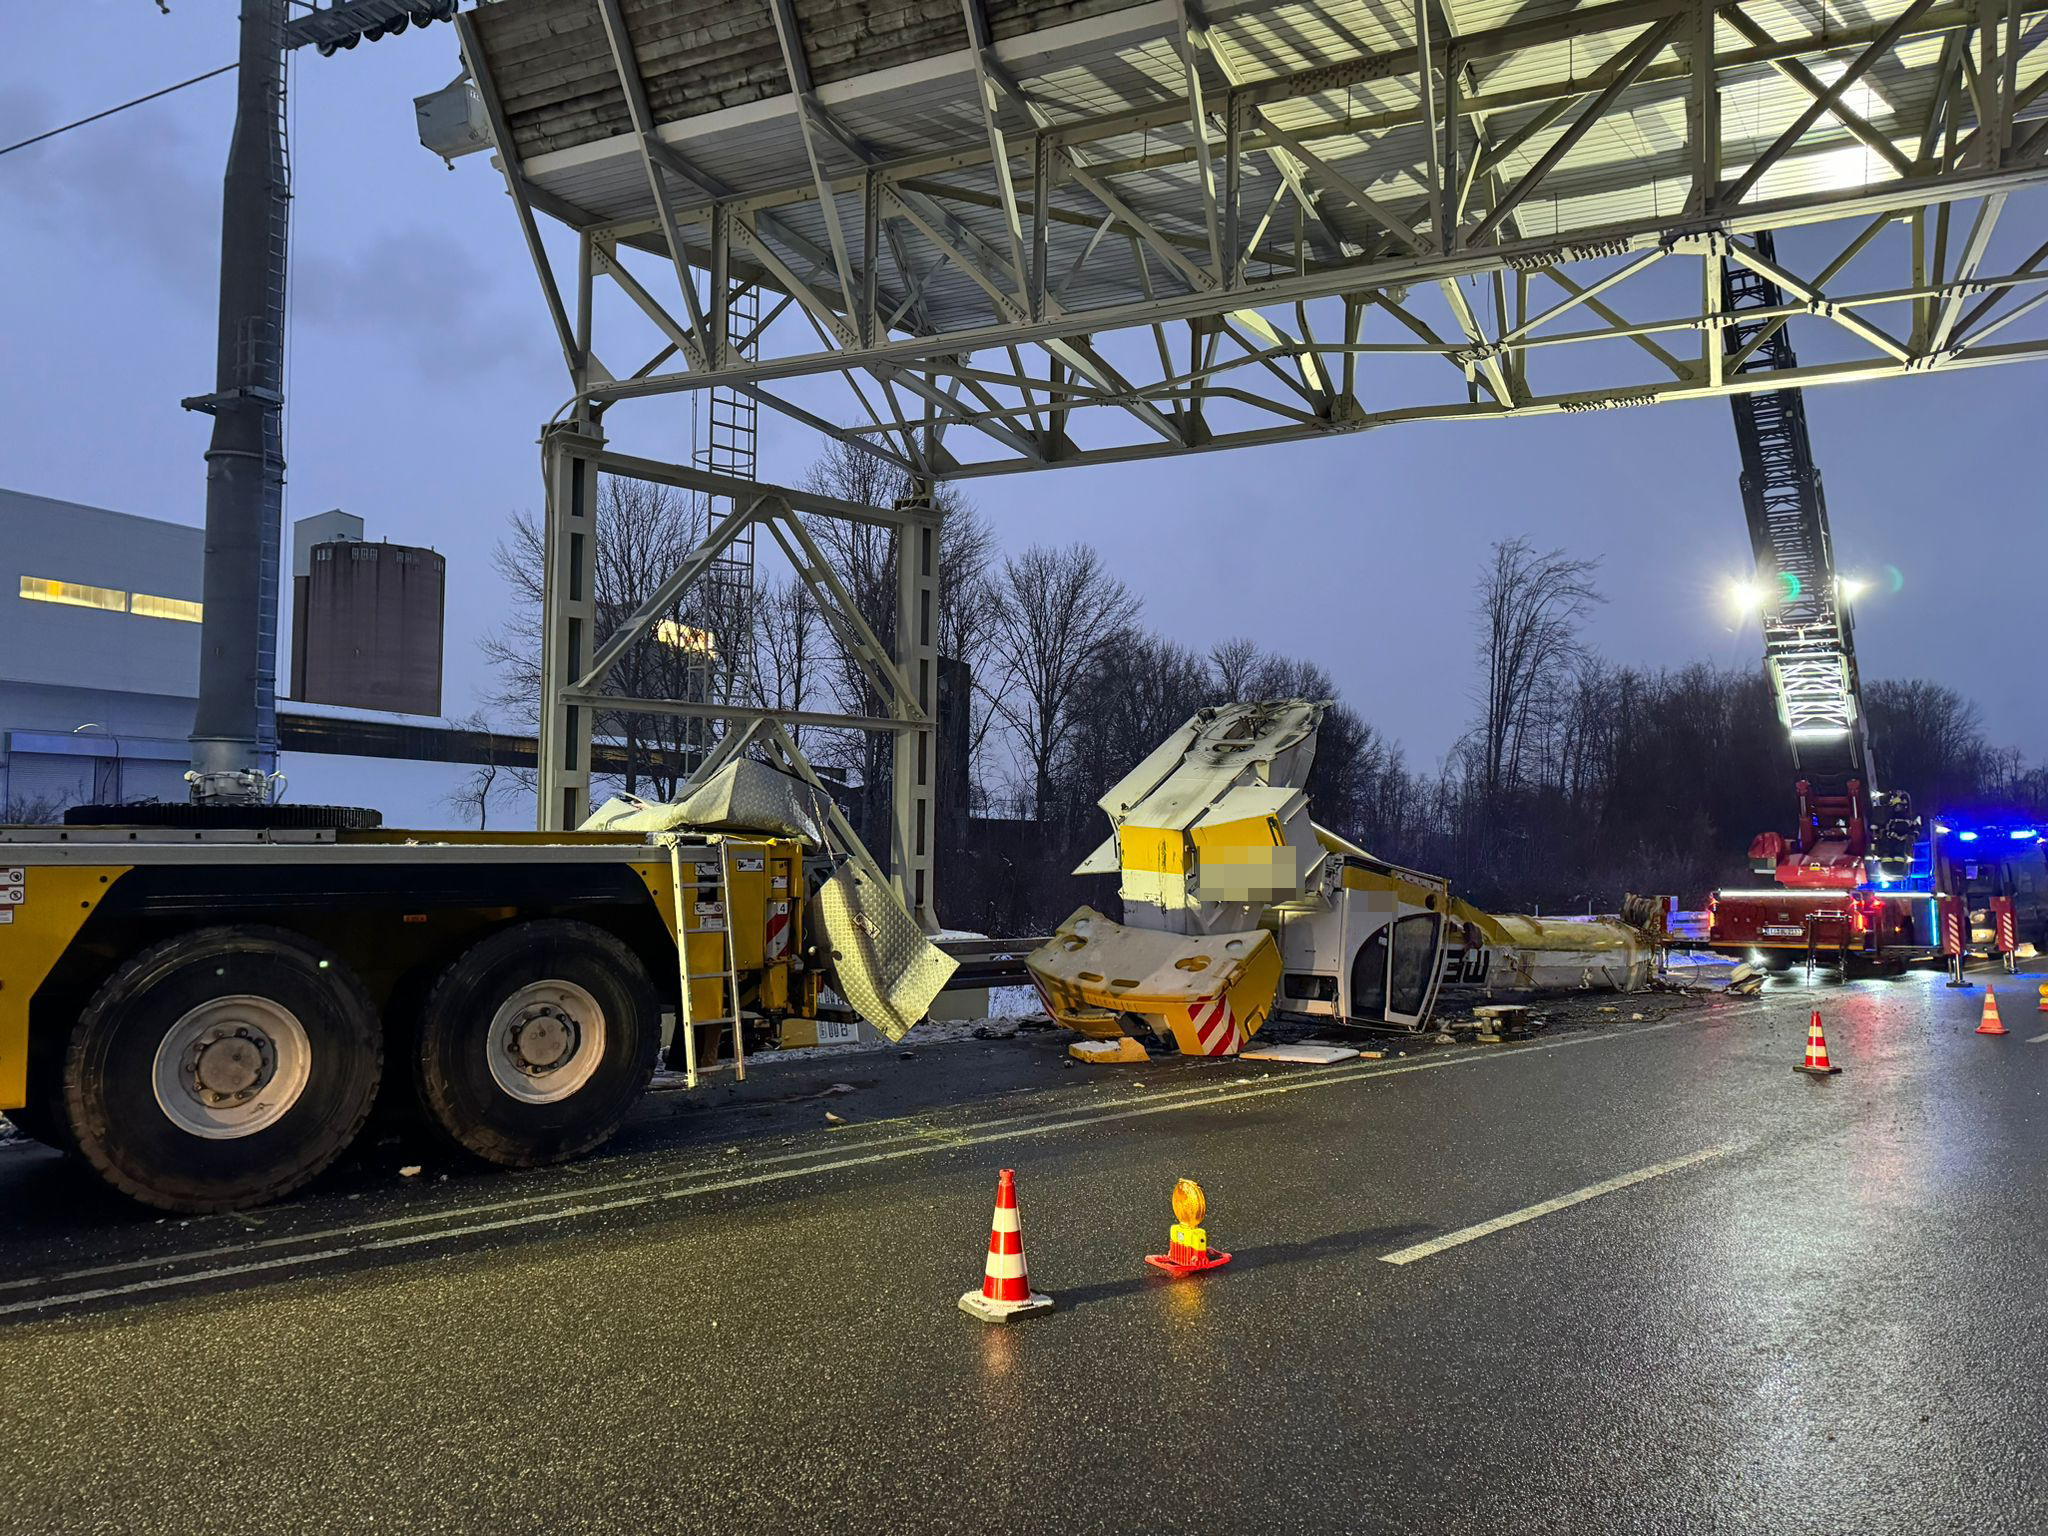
[[0, 63, 237, 159]]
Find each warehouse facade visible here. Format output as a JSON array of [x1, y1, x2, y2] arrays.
[[0, 488, 206, 813]]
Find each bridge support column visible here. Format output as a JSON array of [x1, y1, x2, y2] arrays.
[[892, 494, 941, 929], [537, 419, 602, 831]]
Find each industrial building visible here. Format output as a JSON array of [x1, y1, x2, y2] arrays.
[[289, 510, 447, 717], [0, 491, 451, 818], [0, 488, 206, 812]]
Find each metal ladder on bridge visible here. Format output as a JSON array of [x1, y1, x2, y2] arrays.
[[686, 282, 762, 758]]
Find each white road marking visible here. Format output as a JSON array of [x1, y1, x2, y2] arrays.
[[2027, 1030, 2048, 1044], [1376, 1144, 1737, 1266], [0, 1019, 1701, 1317]]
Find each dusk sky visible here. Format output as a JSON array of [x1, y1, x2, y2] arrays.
[[5, 4, 2044, 817]]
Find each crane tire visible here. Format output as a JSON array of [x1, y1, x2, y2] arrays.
[[63, 926, 382, 1213], [414, 919, 659, 1168]]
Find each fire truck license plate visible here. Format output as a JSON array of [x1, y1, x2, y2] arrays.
[[1761, 925, 1804, 937]]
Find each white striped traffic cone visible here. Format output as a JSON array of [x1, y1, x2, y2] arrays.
[[959, 1168, 1053, 1323], [1977, 987, 2008, 1036], [1794, 1009, 1841, 1076]]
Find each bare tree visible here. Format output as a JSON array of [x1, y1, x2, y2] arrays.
[[2, 793, 66, 825], [752, 574, 820, 747], [1473, 538, 1603, 805], [440, 711, 516, 829], [801, 442, 1007, 828], [1209, 636, 1262, 701], [991, 542, 1137, 821], [1059, 627, 1213, 808], [1865, 678, 1991, 807], [482, 477, 754, 802]]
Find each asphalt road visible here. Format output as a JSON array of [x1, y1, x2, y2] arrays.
[[2, 966, 2045, 1535]]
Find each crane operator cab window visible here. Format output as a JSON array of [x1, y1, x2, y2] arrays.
[[1345, 908, 1444, 1031]]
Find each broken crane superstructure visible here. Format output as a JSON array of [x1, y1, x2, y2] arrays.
[[1026, 701, 1667, 1055]]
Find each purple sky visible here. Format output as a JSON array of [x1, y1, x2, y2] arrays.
[[5, 5, 2044, 797]]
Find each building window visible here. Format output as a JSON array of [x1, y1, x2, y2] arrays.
[[18, 576, 127, 613], [654, 619, 718, 656], [131, 592, 204, 624], [17, 576, 202, 622]]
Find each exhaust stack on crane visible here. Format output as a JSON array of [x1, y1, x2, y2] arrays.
[[179, 0, 459, 809], [1027, 702, 1667, 1056]]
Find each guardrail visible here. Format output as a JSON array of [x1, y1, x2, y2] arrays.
[[935, 936, 1047, 992]]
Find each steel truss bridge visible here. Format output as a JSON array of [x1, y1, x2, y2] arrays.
[[445, 0, 2048, 904]]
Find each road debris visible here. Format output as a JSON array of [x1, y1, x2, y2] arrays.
[[1239, 1043, 1360, 1064], [1069, 1037, 1149, 1064]]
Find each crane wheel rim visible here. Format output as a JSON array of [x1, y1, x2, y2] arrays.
[[485, 980, 607, 1105], [150, 994, 314, 1141]]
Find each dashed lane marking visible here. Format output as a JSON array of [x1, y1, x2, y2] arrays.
[[0, 1019, 1713, 1318], [1376, 1143, 1738, 1266]]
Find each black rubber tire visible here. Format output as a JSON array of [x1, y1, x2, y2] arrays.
[[61, 927, 382, 1214], [414, 919, 659, 1168]]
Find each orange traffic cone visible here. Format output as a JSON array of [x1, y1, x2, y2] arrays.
[[1794, 1010, 1841, 1076], [1144, 1177, 1233, 1276], [2036, 982, 2047, 1014], [959, 1169, 1053, 1323], [1977, 987, 2008, 1036]]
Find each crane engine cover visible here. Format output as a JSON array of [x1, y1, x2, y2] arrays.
[[1027, 907, 1282, 1056]]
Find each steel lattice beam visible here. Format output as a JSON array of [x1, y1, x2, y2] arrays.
[[454, 0, 2048, 478]]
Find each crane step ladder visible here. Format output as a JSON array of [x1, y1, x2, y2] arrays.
[[666, 838, 748, 1089]]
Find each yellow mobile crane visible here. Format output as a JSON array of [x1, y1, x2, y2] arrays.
[[0, 759, 950, 1213]]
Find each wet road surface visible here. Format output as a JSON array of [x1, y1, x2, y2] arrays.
[[1, 966, 2043, 1534]]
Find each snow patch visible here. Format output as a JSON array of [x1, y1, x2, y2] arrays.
[[985, 985, 1043, 1018]]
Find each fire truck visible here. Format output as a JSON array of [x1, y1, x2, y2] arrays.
[[1930, 818, 2048, 954]]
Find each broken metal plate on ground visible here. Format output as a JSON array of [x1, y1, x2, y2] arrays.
[[1238, 1042, 1360, 1064]]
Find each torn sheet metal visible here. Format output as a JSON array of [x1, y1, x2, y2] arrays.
[[1086, 700, 1332, 936], [585, 759, 952, 1038], [582, 760, 830, 845], [813, 862, 958, 1041]]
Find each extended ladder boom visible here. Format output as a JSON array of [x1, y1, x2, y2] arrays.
[[1723, 233, 1907, 887]]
